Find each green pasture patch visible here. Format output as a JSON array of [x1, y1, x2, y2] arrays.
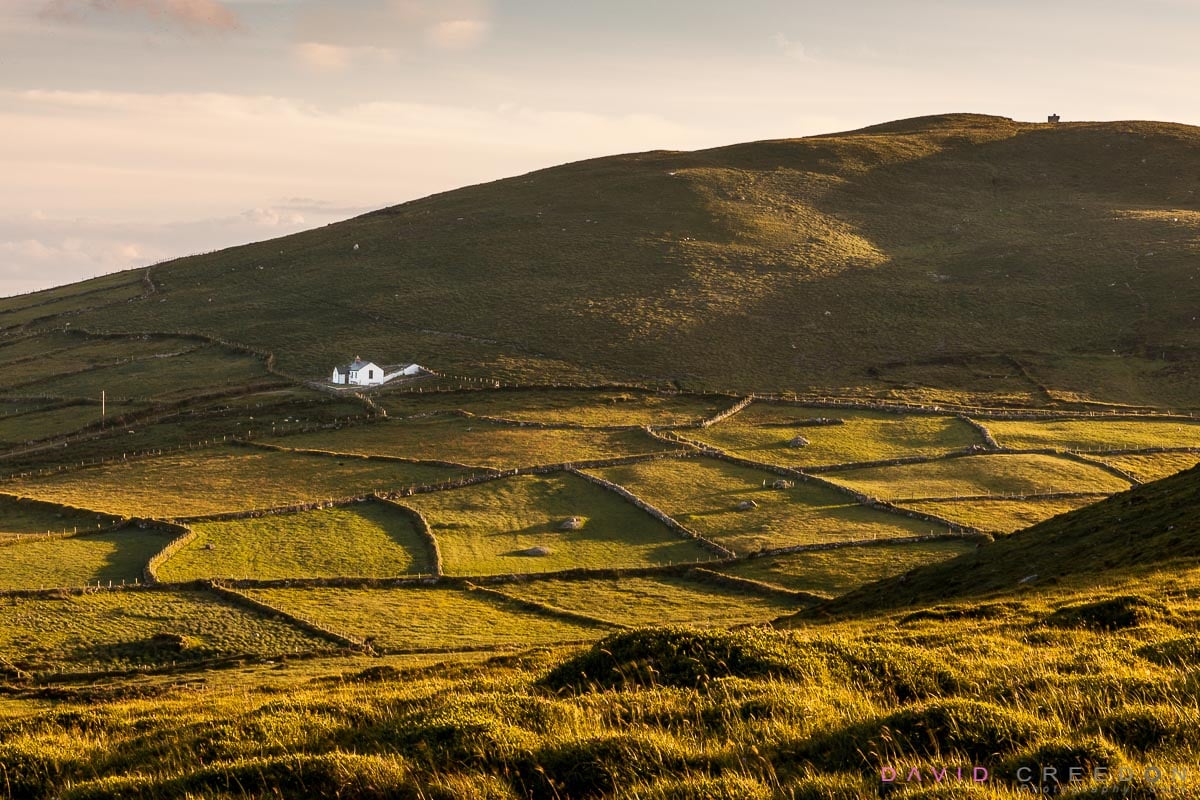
[[986, 417, 1200, 452], [406, 472, 714, 576], [894, 497, 1099, 534], [2, 447, 464, 518], [690, 404, 981, 467], [0, 402, 144, 445], [0, 281, 146, 328], [0, 589, 329, 672], [277, 415, 670, 469], [501, 575, 799, 627], [716, 540, 977, 596], [157, 503, 434, 582], [377, 389, 725, 427], [241, 586, 604, 650], [1097, 452, 1200, 483], [0, 528, 167, 590], [0, 337, 203, 391], [0, 494, 118, 536], [591, 457, 938, 554], [15, 345, 276, 402], [826, 453, 1132, 501]]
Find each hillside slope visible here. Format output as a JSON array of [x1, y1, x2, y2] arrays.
[[804, 462, 1200, 616], [4, 113, 1200, 404]]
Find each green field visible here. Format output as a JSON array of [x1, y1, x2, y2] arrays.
[[13, 345, 278, 401], [0, 589, 330, 673], [715, 539, 977, 596], [379, 388, 726, 427], [1097, 451, 1200, 482], [2, 447, 465, 517], [0, 281, 146, 328], [500, 574, 799, 626], [0, 401, 145, 445], [0, 528, 167, 590], [893, 496, 1099, 534], [278, 415, 671, 469], [690, 405, 982, 467], [0, 494, 119, 536], [406, 472, 715, 575], [158, 503, 434, 581], [591, 457, 938, 554], [826, 453, 1132, 500], [242, 585, 605, 650], [986, 417, 1200, 451], [0, 337, 202, 391]]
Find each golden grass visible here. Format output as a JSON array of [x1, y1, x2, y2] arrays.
[[690, 405, 981, 467], [242, 585, 604, 650], [716, 539, 977, 596], [0, 529, 167, 590], [0, 589, 329, 672], [157, 503, 434, 582], [826, 453, 1132, 501], [986, 418, 1200, 451], [277, 416, 670, 469], [1093, 452, 1200, 483], [406, 473, 715, 575], [2, 447, 464, 517], [377, 389, 725, 427], [893, 497, 1100, 534], [591, 457, 938, 554], [500, 574, 799, 626]]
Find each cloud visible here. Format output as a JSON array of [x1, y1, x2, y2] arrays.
[[294, 41, 350, 71], [772, 33, 813, 62], [39, 0, 239, 33], [293, 41, 397, 72], [426, 18, 489, 50]]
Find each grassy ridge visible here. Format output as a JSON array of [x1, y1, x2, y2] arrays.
[[4, 115, 1199, 404], [819, 463, 1200, 614]]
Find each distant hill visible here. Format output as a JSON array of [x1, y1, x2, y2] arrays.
[[4, 113, 1200, 405], [801, 462, 1200, 617]]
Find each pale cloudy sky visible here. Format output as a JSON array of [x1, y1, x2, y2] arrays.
[[2, 0, 1198, 296]]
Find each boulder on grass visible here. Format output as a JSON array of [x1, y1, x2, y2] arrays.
[[559, 516, 585, 531], [771, 479, 795, 490], [788, 435, 810, 448], [518, 546, 553, 557], [734, 500, 759, 512]]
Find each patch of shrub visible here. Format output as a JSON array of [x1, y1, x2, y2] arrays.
[[1100, 705, 1196, 753], [1043, 595, 1171, 631], [530, 732, 693, 799], [1000, 738, 1123, 796], [812, 640, 962, 701], [1135, 635, 1200, 667], [623, 772, 773, 800], [0, 741, 86, 800], [795, 699, 1043, 771], [540, 627, 818, 692]]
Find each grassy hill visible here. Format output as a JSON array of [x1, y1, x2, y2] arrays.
[[807, 462, 1200, 616], [4, 113, 1200, 405]]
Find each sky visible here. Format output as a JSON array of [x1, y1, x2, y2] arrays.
[[2, 0, 1199, 297]]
